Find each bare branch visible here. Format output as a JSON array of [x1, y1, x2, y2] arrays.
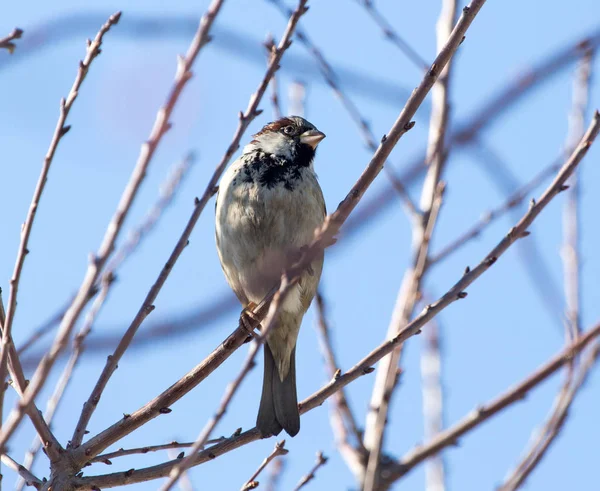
[[363, 0, 458, 486], [293, 451, 328, 491], [0, 28, 23, 54], [496, 49, 595, 491], [271, 0, 419, 218], [264, 35, 283, 119], [0, 11, 121, 460], [90, 439, 224, 464], [381, 322, 600, 486], [429, 155, 563, 265], [355, 0, 429, 71], [497, 343, 600, 491], [315, 292, 366, 478], [74, 92, 595, 491], [241, 440, 288, 491], [0, 454, 42, 489], [71, 0, 310, 464], [67, 0, 227, 449]]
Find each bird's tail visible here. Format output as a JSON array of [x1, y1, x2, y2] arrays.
[[257, 344, 300, 437]]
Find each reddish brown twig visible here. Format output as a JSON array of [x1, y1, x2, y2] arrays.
[[73, 3, 489, 485], [293, 451, 328, 491], [73, 319, 600, 490], [0, 12, 121, 461], [71, 0, 308, 471], [497, 343, 600, 491], [429, 155, 563, 265], [496, 49, 595, 491], [271, 0, 419, 217], [264, 35, 283, 119], [68, 0, 227, 450], [241, 440, 288, 490], [380, 322, 600, 486], [0, 28, 23, 53], [89, 438, 225, 464], [363, 1, 458, 487], [315, 292, 366, 479], [75, 90, 596, 491]]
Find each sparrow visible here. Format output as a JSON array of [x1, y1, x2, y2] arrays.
[[215, 116, 326, 437]]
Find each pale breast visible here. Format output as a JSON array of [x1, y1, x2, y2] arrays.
[[215, 155, 325, 308]]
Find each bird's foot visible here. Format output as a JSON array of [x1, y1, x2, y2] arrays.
[[240, 302, 261, 340]]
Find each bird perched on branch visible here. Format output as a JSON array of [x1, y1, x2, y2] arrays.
[[215, 116, 326, 437]]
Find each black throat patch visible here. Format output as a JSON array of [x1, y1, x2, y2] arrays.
[[239, 144, 315, 191]]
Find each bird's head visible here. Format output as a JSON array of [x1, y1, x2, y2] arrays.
[[244, 116, 326, 165]]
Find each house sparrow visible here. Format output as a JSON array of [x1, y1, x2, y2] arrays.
[[215, 116, 326, 437]]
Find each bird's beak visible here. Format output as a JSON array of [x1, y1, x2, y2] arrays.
[[300, 129, 326, 149]]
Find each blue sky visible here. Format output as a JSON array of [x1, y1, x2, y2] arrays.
[[1, 0, 600, 489]]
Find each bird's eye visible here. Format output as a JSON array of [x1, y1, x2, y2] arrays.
[[283, 125, 296, 135]]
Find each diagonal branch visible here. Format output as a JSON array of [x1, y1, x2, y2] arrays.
[[496, 48, 595, 491], [355, 0, 429, 71], [315, 292, 367, 476], [0, 11, 121, 461], [363, 0, 458, 487], [293, 451, 328, 491], [382, 322, 600, 486], [75, 94, 599, 491], [241, 440, 288, 491], [71, 0, 310, 463], [68, 0, 227, 449]]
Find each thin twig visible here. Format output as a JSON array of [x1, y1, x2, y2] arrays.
[[344, 27, 600, 238], [15, 155, 194, 490], [496, 49, 595, 491], [271, 0, 419, 217], [0, 28, 23, 54], [0, 454, 41, 489], [166, 449, 194, 491], [315, 293, 366, 462], [497, 343, 600, 491], [74, 320, 600, 490], [0, 11, 120, 460], [429, 155, 563, 265], [71, 0, 310, 467], [90, 439, 224, 464], [356, 0, 429, 71], [293, 451, 328, 491], [561, 49, 592, 340], [161, 273, 296, 490], [381, 322, 600, 486], [241, 440, 288, 491], [264, 35, 283, 119], [0, 13, 121, 453], [67, 0, 227, 450], [363, 0, 458, 487]]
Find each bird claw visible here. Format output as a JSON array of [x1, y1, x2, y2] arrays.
[[240, 302, 261, 339]]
